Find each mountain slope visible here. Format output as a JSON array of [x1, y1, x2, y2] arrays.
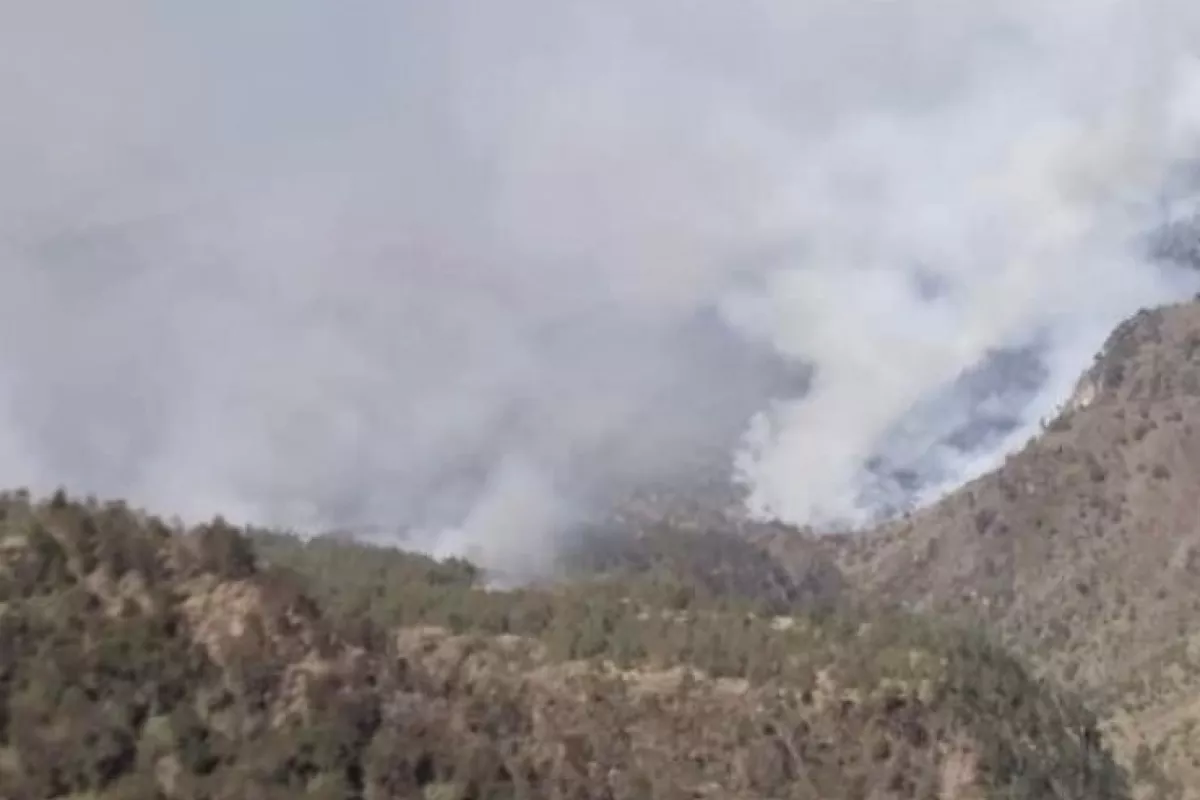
[[1, 490, 1130, 799], [804, 299, 1200, 797]]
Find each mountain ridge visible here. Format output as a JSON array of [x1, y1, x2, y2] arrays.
[[8, 299, 1200, 797], [774, 298, 1200, 797]]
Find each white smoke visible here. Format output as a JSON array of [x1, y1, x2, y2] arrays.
[[2, 1, 1200, 565], [726, 0, 1200, 525]]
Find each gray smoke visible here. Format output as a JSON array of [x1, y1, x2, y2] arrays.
[[3, 1, 1200, 570]]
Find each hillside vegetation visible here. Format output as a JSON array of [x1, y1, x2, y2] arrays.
[[0, 489, 1131, 799], [789, 300, 1200, 798]]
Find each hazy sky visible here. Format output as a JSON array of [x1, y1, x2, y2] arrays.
[[3, 1, 1200, 571]]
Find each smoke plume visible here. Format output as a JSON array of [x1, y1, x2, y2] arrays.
[[3, 1, 1200, 566]]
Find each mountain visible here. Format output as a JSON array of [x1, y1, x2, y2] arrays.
[[789, 299, 1200, 797], [7, 289, 1200, 799], [0, 490, 1129, 799]]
